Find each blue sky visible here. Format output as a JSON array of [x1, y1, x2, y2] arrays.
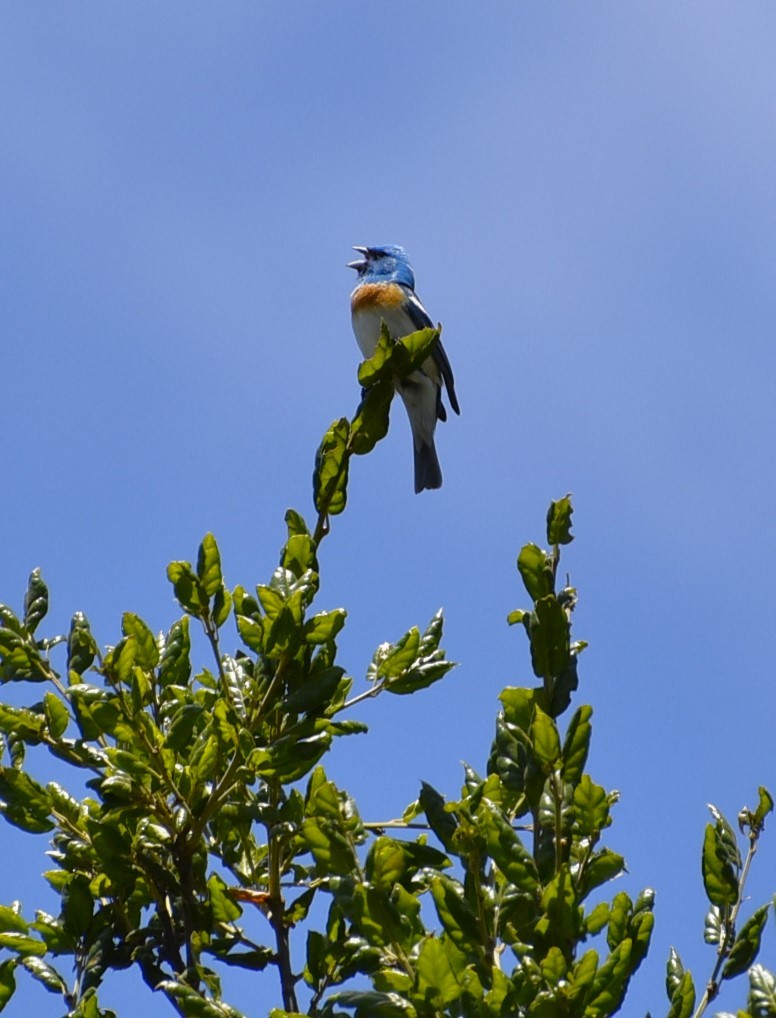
[[2, 4, 776, 1015]]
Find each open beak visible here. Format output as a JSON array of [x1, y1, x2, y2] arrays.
[[347, 245, 369, 271]]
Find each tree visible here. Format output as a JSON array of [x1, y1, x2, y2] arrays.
[[0, 326, 773, 1017]]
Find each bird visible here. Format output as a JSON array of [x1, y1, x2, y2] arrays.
[[347, 245, 459, 492]]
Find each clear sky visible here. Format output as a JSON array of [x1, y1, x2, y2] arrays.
[[2, 4, 776, 1015]]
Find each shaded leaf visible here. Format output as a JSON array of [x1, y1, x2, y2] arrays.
[[546, 495, 574, 546], [23, 569, 48, 634], [314, 418, 350, 517], [723, 905, 770, 980]]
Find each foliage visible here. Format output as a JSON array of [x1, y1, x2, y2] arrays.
[[0, 332, 773, 1017]]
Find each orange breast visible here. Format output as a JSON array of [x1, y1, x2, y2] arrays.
[[351, 282, 406, 313]]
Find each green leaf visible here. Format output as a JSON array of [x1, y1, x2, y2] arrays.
[[67, 613, 96, 676], [579, 849, 625, 896], [208, 874, 242, 925], [528, 596, 570, 681], [531, 706, 561, 768], [157, 980, 237, 1017], [314, 418, 350, 517], [479, 802, 540, 893], [305, 610, 347, 646], [330, 989, 416, 1017], [546, 495, 574, 546], [0, 704, 45, 742], [121, 613, 159, 669], [301, 816, 358, 875], [357, 324, 396, 387], [517, 543, 554, 601], [159, 616, 191, 687], [350, 379, 394, 455], [562, 704, 592, 784], [540, 945, 568, 985], [164, 704, 206, 751], [197, 533, 224, 598], [397, 326, 441, 372], [0, 624, 46, 683], [23, 569, 48, 634], [573, 774, 612, 836], [702, 821, 740, 908], [586, 939, 633, 1015], [429, 876, 483, 955], [103, 637, 136, 688], [414, 937, 461, 1007], [667, 970, 696, 1018], [0, 767, 53, 833], [374, 612, 455, 695], [43, 692, 69, 739], [0, 908, 26, 935], [607, 892, 632, 950], [282, 532, 318, 580], [754, 786, 774, 827], [0, 932, 46, 957], [499, 686, 538, 732], [167, 560, 207, 617], [419, 782, 458, 853], [723, 905, 770, 979], [666, 946, 685, 1000], [0, 958, 16, 1009], [536, 866, 579, 945], [63, 874, 94, 938]]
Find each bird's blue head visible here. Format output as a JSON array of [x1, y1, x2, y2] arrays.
[[347, 245, 416, 289]]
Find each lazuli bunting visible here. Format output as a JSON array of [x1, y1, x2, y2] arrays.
[[348, 245, 460, 492]]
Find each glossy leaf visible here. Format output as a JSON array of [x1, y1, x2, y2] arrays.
[[23, 569, 48, 634], [702, 821, 739, 908], [330, 988, 416, 1017], [21, 955, 68, 995], [666, 970, 695, 1018], [517, 543, 554, 601], [304, 609, 346, 646], [666, 946, 685, 1000], [158, 616, 191, 687], [748, 964, 776, 1016], [479, 802, 539, 893], [67, 612, 96, 676], [0, 703, 45, 742]]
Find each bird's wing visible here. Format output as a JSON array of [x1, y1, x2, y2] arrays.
[[402, 289, 460, 417]]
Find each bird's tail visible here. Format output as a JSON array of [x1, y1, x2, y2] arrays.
[[414, 439, 442, 493]]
